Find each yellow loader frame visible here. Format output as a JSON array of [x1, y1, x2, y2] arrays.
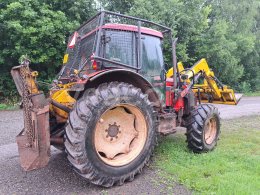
[[167, 59, 242, 105]]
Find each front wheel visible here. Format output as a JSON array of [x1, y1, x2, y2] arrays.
[[185, 104, 220, 153], [65, 82, 158, 187]]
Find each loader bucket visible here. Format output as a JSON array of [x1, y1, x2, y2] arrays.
[[234, 93, 243, 104], [193, 85, 243, 105], [197, 91, 243, 105], [11, 66, 50, 171]]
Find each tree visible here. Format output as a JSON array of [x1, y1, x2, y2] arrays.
[[101, 0, 260, 92], [1, 0, 259, 101], [0, 0, 96, 101], [198, 0, 260, 91], [100, 0, 213, 64]]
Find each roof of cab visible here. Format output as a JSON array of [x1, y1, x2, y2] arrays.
[[102, 23, 163, 38], [80, 23, 163, 40]]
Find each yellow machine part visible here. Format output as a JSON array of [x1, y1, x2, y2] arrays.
[[166, 62, 185, 78], [167, 59, 242, 105], [50, 88, 76, 123], [11, 65, 39, 96], [27, 71, 39, 94]]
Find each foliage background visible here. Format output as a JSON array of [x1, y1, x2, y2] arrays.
[[0, 0, 259, 102]]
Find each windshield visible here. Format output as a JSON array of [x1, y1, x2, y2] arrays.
[[103, 30, 137, 67], [102, 32, 163, 72]]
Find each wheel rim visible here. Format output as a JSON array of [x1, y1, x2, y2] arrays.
[[204, 117, 217, 145], [94, 104, 148, 166]]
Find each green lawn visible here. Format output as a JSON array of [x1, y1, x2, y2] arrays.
[[244, 91, 260, 97], [155, 116, 260, 194], [0, 103, 18, 110]]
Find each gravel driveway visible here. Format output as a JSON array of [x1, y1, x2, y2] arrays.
[[213, 96, 260, 119], [0, 96, 259, 194]]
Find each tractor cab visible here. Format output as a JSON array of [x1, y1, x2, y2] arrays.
[[59, 12, 173, 101], [63, 24, 164, 78]]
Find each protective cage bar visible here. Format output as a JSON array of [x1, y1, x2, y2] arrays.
[[59, 11, 176, 80], [94, 11, 172, 71]]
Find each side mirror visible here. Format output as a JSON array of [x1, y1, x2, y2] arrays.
[[160, 68, 166, 81], [164, 63, 169, 70]]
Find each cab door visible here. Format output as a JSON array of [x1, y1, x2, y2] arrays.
[[140, 35, 166, 102]]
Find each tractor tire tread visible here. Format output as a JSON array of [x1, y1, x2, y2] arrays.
[[64, 82, 158, 187], [186, 104, 220, 153]]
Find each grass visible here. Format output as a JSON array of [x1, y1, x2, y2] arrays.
[[244, 91, 260, 97], [0, 103, 18, 110], [155, 116, 260, 194]]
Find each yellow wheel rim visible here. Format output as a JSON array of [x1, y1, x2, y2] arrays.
[[204, 117, 217, 145], [94, 104, 148, 166]]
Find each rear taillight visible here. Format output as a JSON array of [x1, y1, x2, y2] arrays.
[[68, 32, 78, 49], [90, 53, 98, 70], [92, 60, 98, 70]]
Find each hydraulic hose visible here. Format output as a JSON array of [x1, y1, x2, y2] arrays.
[[50, 99, 71, 113]]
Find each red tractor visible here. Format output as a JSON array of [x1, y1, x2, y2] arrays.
[[11, 11, 241, 187]]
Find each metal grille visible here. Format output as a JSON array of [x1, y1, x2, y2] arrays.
[[60, 16, 100, 77], [103, 13, 166, 33], [103, 30, 137, 67], [78, 16, 100, 36], [79, 33, 96, 71], [103, 14, 138, 27]]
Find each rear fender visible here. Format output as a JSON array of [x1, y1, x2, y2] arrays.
[[70, 69, 162, 110]]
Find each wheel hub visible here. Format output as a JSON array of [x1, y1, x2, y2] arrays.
[[94, 104, 148, 166], [204, 117, 217, 145], [106, 123, 121, 138]]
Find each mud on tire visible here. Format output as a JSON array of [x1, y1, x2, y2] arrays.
[[186, 104, 220, 153], [64, 82, 158, 187]]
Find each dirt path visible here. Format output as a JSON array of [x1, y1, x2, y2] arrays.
[[0, 112, 188, 195], [0, 96, 259, 194]]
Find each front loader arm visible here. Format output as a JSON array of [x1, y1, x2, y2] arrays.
[[167, 58, 242, 105], [184, 59, 223, 99]]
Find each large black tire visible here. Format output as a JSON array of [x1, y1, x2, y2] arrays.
[[186, 104, 220, 153], [65, 82, 158, 187]]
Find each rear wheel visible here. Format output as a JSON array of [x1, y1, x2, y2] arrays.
[[186, 104, 220, 153], [65, 82, 158, 187]]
